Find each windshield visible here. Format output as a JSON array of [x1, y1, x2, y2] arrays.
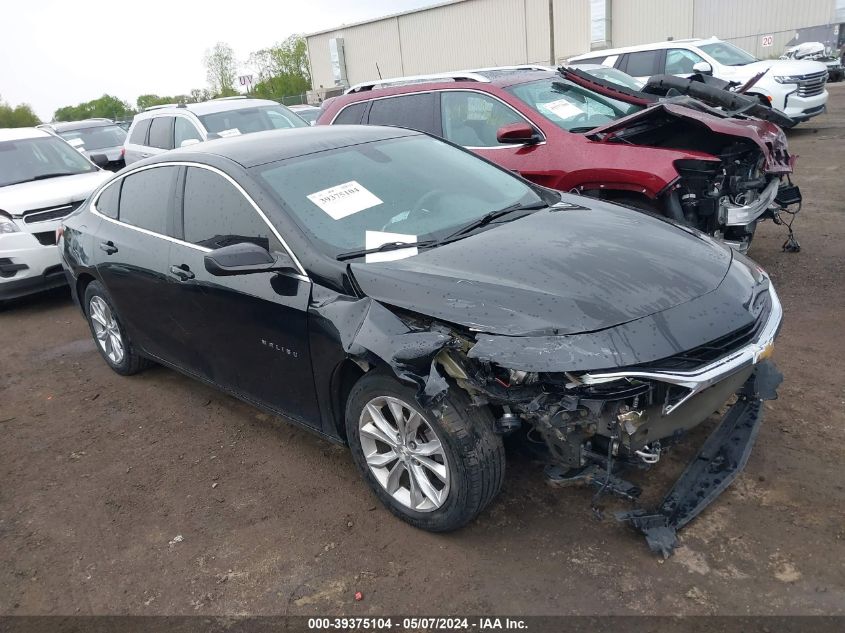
[[199, 105, 307, 136], [58, 124, 127, 151], [0, 136, 97, 187], [583, 67, 644, 91], [698, 42, 758, 66], [293, 108, 320, 123], [506, 78, 642, 132], [254, 134, 545, 257]]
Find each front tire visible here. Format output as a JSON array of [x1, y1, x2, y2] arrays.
[[84, 281, 150, 375], [346, 371, 505, 532]]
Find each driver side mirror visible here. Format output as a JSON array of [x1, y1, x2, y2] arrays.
[[692, 61, 713, 75], [89, 153, 109, 168], [204, 242, 297, 276], [180, 138, 201, 148], [496, 122, 541, 145]]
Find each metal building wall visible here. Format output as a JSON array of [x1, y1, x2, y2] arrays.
[[611, 0, 694, 47], [307, 19, 404, 90], [610, 0, 836, 57], [692, 0, 836, 57], [306, 0, 590, 90]]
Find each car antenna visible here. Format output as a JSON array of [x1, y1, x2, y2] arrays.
[[376, 62, 382, 80]]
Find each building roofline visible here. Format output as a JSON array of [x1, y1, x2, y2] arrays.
[[305, 0, 468, 38]]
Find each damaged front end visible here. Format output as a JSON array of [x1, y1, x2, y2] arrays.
[[335, 240, 783, 555], [564, 67, 803, 252]]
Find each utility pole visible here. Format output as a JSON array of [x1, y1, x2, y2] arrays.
[[548, 0, 555, 65]]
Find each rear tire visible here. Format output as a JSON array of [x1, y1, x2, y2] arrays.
[[346, 371, 505, 531], [83, 281, 151, 375]]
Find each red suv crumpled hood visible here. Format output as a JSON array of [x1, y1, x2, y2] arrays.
[[586, 103, 794, 174]]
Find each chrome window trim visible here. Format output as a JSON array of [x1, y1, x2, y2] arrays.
[[580, 283, 783, 415], [329, 88, 547, 147], [89, 161, 309, 280]]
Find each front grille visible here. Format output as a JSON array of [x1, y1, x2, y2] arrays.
[[797, 71, 827, 97], [637, 292, 772, 372], [22, 201, 83, 225]]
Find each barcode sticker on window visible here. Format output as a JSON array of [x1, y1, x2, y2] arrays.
[[307, 180, 383, 220]]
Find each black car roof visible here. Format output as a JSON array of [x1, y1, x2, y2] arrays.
[[166, 125, 422, 168]]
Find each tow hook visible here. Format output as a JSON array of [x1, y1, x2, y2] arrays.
[[635, 441, 662, 465]]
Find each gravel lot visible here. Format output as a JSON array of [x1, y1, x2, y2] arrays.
[[2, 84, 844, 617]]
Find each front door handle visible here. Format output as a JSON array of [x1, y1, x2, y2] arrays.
[[169, 264, 195, 281], [99, 241, 118, 255]]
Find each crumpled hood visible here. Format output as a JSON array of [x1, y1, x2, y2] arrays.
[[0, 171, 112, 217], [351, 200, 732, 337], [587, 102, 793, 173]]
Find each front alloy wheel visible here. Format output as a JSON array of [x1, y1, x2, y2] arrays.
[[346, 371, 505, 532], [359, 396, 450, 512]]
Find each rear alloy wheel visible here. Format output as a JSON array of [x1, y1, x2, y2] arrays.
[[83, 281, 150, 375], [346, 371, 505, 531]]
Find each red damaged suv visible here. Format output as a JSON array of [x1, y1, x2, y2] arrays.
[[317, 66, 801, 251]]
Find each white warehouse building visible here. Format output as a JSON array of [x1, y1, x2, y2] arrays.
[[305, 0, 844, 99]]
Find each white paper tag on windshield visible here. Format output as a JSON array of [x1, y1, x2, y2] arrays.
[[307, 181, 383, 220], [217, 128, 242, 137], [540, 98, 583, 119], [364, 230, 417, 263]]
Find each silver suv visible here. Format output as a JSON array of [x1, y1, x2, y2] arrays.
[[123, 97, 307, 165]]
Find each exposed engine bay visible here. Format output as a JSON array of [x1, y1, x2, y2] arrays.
[[563, 67, 804, 252]]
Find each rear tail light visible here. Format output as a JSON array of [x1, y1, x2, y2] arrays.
[[56, 226, 64, 243], [120, 147, 125, 157]]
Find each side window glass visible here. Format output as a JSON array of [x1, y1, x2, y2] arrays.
[[174, 118, 203, 148], [182, 167, 283, 252], [129, 118, 152, 145], [623, 50, 662, 76], [148, 117, 174, 150], [96, 181, 121, 219], [333, 102, 366, 124], [119, 166, 178, 235], [367, 93, 438, 135], [441, 92, 524, 147], [665, 49, 705, 74]]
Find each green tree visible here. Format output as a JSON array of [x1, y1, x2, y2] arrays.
[[0, 96, 40, 127], [204, 42, 237, 96], [53, 94, 134, 122], [187, 88, 213, 103], [249, 35, 311, 102]]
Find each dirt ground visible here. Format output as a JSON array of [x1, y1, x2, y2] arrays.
[[2, 85, 844, 618]]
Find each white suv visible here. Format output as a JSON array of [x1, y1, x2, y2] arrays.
[[569, 37, 828, 125], [1, 128, 112, 302], [123, 97, 307, 165]]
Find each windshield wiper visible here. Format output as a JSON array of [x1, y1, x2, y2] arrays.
[[3, 172, 76, 187], [443, 201, 547, 241], [336, 239, 436, 262], [32, 172, 76, 181]]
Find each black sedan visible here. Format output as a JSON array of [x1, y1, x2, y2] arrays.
[[60, 126, 783, 553]]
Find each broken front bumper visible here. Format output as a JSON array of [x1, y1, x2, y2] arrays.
[[723, 178, 781, 226], [618, 360, 783, 557]]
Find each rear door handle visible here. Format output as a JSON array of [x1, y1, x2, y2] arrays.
[[99, 241, 118, 255], [169, 264, 195, 281]]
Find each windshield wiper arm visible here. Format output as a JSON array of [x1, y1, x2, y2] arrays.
[[4, 172, 75, 187], [444, 201, 546, 241], [336, 240, 436, 262]]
